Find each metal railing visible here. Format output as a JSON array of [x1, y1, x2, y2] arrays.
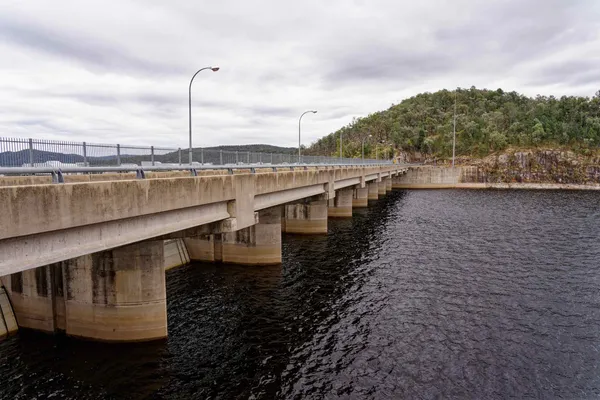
[[0, 137, 392, 169]]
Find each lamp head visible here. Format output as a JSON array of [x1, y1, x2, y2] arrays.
[[210, 66, 220, 72], [311, 110, 317, 114]]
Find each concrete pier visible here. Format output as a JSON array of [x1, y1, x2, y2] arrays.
[[2, 266, 56, 333], [60, 241, 168, 342], [221, 207, 282, 265], [378, 179, 387, 196], [368, 181, 379, 201], [386, 176, 392, 192], [328, 188, 353, 218], [3, 241, 168, 342], [283, 197, 328, 234], [184, 235, 217, 262], [352, 186, 369, 208]]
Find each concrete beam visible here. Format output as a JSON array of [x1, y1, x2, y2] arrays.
[[0, 202, 230, 276], [254, 184, 325, 211]]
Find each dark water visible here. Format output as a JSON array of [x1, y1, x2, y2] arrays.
[[1, 190, 600, 399]]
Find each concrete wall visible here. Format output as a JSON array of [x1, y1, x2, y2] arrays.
[[392, 166, 485, 189], [393, 166, 600, 190]]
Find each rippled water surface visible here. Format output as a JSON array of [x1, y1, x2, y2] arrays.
[[1, 190, 600, 399]]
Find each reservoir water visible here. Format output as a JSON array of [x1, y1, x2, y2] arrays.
[[1, 190, 599, 399]]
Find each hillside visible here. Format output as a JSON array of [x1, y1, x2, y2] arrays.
[[306, 87, 600, 160]]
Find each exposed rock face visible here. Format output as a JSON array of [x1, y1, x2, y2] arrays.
[[478, 150, 600, 184], [412, 149, 600, 184]]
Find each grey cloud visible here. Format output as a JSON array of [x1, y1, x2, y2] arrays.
[[321, 46, 456, 86], [526, 60, 600, 87], [0, 16, 182, 76]]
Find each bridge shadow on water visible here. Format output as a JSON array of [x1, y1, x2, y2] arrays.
[[0, 191, 407, 400]]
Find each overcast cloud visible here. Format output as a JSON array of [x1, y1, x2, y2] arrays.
[[1, 0, 599, 148]]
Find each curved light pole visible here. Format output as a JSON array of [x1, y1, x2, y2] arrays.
[[189, 66, 220, 164], [298, 110, 317, 163], [361, 134, 372, 161]]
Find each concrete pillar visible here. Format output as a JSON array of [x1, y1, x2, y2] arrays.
[[184, 235, 216, 262], [283, 196, 328, 234], [3, 266, 56, 333], [386, 176, 392, 192], [221, 207, 282, 265], [352, 186, 368, 208], [367, 181, 379, 201], [2, 241, 168, 342], [378, 178, 387, 196], [58, 240, 167, 342], [328, 188, 353, 217]]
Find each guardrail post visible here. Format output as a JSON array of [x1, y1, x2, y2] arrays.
[[151, 146, 155, 166], [83, 141, 87, 166], [28, 138, 33, 166], [219, 149, 223, 165], [178, 148, 182, 165], [117, 144, 121, 166], [235, 151, 239, 164]]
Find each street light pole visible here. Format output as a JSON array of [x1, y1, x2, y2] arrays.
[[298, 110, 317, 163], [452, 89, 457, 169], [362, 134, 372, 161], [340, 130, 343, 159], [189, 66, 219, 165]]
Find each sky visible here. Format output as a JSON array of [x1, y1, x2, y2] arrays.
[[1, 0, 599, 149]]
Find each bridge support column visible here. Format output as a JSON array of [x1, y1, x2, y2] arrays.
[[1, 266, 56, 333], [378, 178, 387, 196], [386, 176, 392, 192], [59, 240, 168, 342], [221, 207, 282, 265], [184, 235, 217, 262], [4, 241, 168, 342], [352, 186, 368, 208], [328, 188, 353, 217], [367, 181, 379, 201], [282, 196, 328, 234]]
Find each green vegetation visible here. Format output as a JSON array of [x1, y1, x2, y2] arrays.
[[307, 87, 600, 159]]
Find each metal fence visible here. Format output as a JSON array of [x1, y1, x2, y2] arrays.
[[0, 137, 391, 168]]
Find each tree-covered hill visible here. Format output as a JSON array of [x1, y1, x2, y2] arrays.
[[307, 87, 600, 159]]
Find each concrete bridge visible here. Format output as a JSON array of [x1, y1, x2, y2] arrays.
[[0, 164, 410, 342]]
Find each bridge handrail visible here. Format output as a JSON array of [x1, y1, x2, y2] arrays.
[[0, 162, 408, 176], [0, 136, 395, 170]]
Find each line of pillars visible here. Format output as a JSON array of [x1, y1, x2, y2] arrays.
[[2, 175, 400, 343]]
